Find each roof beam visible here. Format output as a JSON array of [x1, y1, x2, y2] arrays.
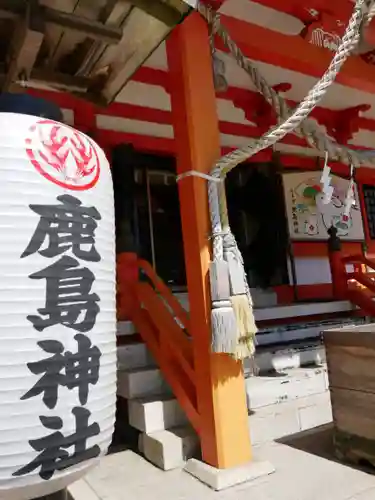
[[0, 0, 122, 43], [2, 0, 44, 91], [76, 0, 132, 77], [0, 68, 91, 94], [126, 0, 187, 26], [43, 7, 123, 43], [217, 14, 375, 95]]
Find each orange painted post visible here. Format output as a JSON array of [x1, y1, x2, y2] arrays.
[[167, 13, 252, 469]]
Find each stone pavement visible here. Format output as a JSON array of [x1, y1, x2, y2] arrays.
[[70, 424, 375, 500]]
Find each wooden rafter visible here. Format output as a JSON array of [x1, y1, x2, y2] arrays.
[[91, 3, 190, 104], [0, 0, 122, 43], [44, 6, 123, 43], [76, 0, 132, 77], [127, 0, 187, 26], [2, 0, 44, 92]]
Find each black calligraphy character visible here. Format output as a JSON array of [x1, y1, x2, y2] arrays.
[[21, 340, 65, 409], [13, 407, 100, 481], [21, 335, 101, 409], [27, 255, 100, 332], [65, 334, 101, 405], [21, 194, 101, 262]]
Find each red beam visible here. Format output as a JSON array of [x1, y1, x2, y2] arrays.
[[131, 67, 375, 139], [29, 79, 375, 159], [27, 82, 375, 179], [217, 15, 375, 95], [29, 84, 375, 160], [97, 127, 272, 162], [248, 0, 353, 24], [99, 100, 308, 148]]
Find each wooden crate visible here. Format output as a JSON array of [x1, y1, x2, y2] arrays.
[[324, 324, 375, 466]]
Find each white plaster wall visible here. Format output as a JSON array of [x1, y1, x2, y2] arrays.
[[288, 257, 355, 285]]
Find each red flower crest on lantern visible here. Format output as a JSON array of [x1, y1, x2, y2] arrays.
[[26, 120, 100, 191]]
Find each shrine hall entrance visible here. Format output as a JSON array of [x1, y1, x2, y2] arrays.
[[112, 145, 290, 292], [226, 162, 290, 289]]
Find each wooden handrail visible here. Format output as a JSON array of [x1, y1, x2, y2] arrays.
[[342, 254, 375, 269], [132, 303, 200, 432], [137, 258, 191, 332], [136, 282, 195, 383], [117, 254, 200, 432], [338, 253, 375, 316]]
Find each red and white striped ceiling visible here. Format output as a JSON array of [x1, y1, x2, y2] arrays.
[[40, 0, 375, 165]]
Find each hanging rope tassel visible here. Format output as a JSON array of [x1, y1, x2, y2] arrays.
[[209, 259, 239, 354], [176, 171, 241, 356], [179, 0, 371, 364], [226, 250, 257, 359], [218, 180, 257, 361], [208, 178, 241, 356], [191, 0, 371, 364]]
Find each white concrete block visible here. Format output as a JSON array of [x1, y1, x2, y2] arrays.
[[250, 344, 325, 375], [138, 433, 145, 455], [117, 321, 136, 336], [244, 341, 325, 376], [249, 387, 332, 445], [117, 366, 170, 399], [128, 395, 188, 433], [142, 426, 199, 470], [246, 366, 328, 409], [298, 392, 332, 431], [184, 458, 275, 491], [68, 479, 100, 500], [250, 402, 301, 445], [117, 342, 154, 370]]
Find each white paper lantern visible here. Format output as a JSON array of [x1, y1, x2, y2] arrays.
[[0, 113, 117, 500]]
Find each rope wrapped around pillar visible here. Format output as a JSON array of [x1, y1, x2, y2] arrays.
[[192, 0, 373, 361]]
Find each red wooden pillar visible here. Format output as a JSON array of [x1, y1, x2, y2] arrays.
[[117, 253, 138, 321], [167, 13, 252, 469], [73, 100, 95, 135], [328, 228, 347, 299]]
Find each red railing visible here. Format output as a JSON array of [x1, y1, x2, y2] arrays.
[[330, 249, 375, 316], [117, 253, 200, 433]]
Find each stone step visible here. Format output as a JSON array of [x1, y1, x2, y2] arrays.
[[128, 394, 188, 433], [174, 290, 277, 309], [117, 366, 171, 399], [250, 341, 325, 375], [245, 364, 332, 445], [249, 391, 332, 445], [117, 342, 154, 370], [245, 365, 328, 410], [117, 314, 362, 346], [117, 339, 325, 376], [139, 425, 200, 471], [117, 321, 136, 337]]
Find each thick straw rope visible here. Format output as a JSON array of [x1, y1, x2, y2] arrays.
[[198, 1, 375, 170], [194, 0, 375, 358]]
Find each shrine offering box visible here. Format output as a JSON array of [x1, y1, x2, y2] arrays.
[[324, 324, 375, 466]]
